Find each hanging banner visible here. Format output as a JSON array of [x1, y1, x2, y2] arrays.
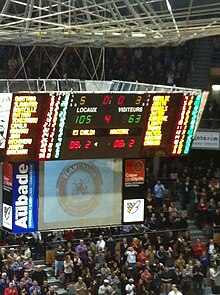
[[123, 199, 145, 223], [2, 162, 13, 230], [124, 159, 145, 187], [12, 162, 38, 233], [2, 162, 38, 233]]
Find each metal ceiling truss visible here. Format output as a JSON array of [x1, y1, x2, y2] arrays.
[[0, 0, 220, 47]]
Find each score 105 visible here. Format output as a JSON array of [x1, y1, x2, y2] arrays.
[[69, 139, 136, 150], [74, 114, 142, 124]]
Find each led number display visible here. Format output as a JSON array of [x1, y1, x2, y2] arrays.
[[59, 93, 151, 159]]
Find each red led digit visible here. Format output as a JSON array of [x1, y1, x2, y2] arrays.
[[128, 139, 135, 148], [104, 115, 111, 123], [69, 141, 81, 149], [85, 140, 92, 149], [113, 140, 125, 148], [117, 95, 125, 105], [103, 95, 111, 105]]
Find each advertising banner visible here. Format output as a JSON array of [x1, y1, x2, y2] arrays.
[[124, 159, 145, 187], [12, 162, 38, 233], [123, 199, 145, 223], [192, 131, 220, 150], [2, 162, 13, 230]]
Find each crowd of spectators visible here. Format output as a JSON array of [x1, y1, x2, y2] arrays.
[[0, 42, 194, 87], [0, 155, 219, 295]]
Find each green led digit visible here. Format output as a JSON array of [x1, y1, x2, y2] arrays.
[[128, 114, 135, 123], [135, 114, 142, 123]]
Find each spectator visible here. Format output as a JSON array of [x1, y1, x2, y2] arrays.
[[4, 282, 18, 295], [154, 180, 165, 205], [29, 281, 41, 295], [63, 255, 73, 286], [168, 284, 183, 295], [32, 266, 47, 287], [125, 278, 136, 295], [193, 239, 206, 259], [54, 244, 64, 279], [98, 279, 112, 295], [74, 277, 87, 295], [96, 236, 105, 252], [75, 240, 88, 266]]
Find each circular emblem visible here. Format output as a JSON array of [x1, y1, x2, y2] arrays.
[[57, 162, 102, 216]]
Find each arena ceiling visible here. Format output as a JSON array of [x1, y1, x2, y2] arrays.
[[0, 0, 220, 47]]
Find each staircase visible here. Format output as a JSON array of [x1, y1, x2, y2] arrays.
[[186, 37, 214, 90], [187, 219, 208, 243]]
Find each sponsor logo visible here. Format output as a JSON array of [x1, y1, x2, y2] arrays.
[[57, 162, 102, 216], [127, 200, 141, 214], [4, 205, 11, 220]]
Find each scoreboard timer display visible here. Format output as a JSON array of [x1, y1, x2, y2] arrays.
[[3, 91, 204, 161]]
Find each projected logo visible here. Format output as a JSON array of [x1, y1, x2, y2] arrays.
[[123, 199, 144, 223], [2, 203, 12, 230], [57, 162, 102, 216]]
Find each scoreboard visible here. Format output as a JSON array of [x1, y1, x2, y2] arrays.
[[1, 91, 204, 161]]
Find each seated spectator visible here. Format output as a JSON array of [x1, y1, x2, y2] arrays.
[[32, 266, 47, 287], [23, 258, 35, 275], [46, 286, 57, 295], [0, 273, 9, 295], [7, 249, 17, 264], [21, 272, 32, 291], [40, 281, 49, 295], [4, 282, 18, 295], [21, 244, 31, 260], [98, 279, 111, 295], [29, 281, 41, 295]]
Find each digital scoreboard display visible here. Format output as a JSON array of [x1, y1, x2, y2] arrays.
[[2, 92, 205, 162]]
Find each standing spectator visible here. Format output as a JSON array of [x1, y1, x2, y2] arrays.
[[96, 236, 106, 252], [209, 263, 220, 288], [125, 247, 137, 268], [54, 244, 64, 279], [154, 180, 165, 206], [193, 239, 206, 259], [65, 242, 75, 261], [106, 236, 116, 260], [75, 277, 87, 295], [192, 260, 204, 294], [120, 238, 129, 265], [76, 240, 88, 265], [94, 250, 106, 267], [63, 255, 74, 286]]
